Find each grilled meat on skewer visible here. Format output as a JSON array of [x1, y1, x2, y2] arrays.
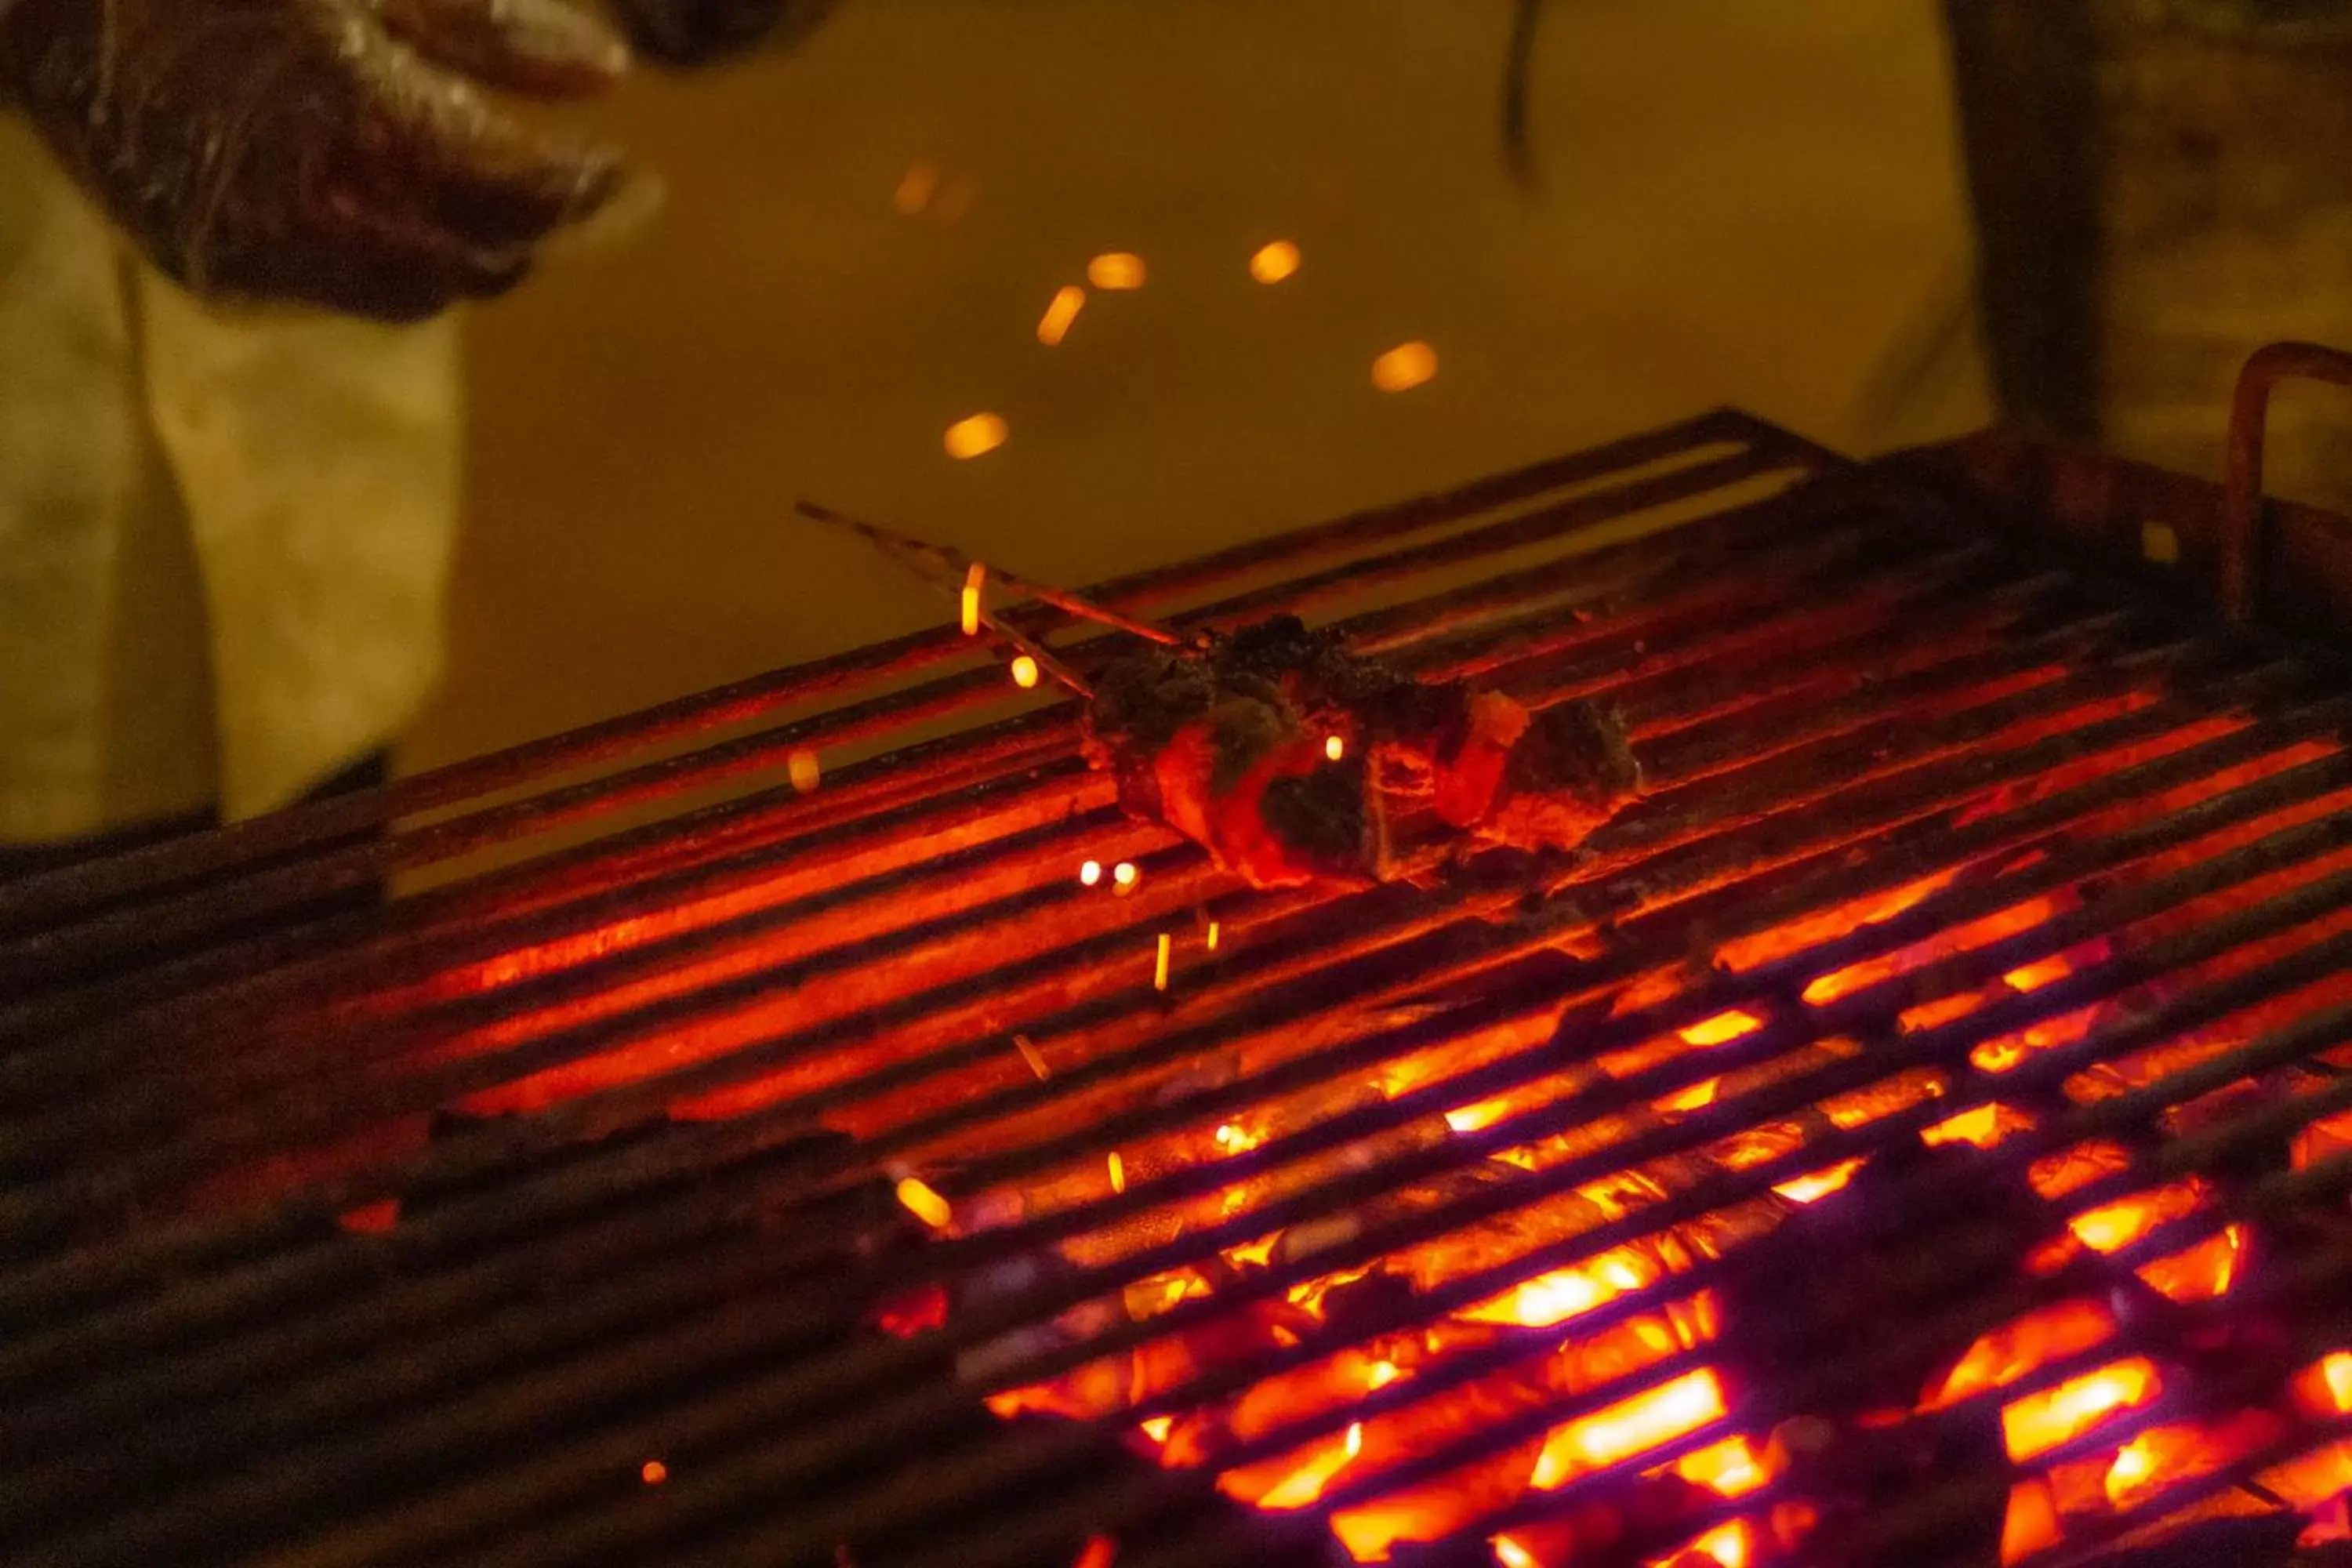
[[1082, 616, 1643, 889]]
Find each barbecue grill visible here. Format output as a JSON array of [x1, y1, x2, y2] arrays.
[[10, 343, 2352, 1568]]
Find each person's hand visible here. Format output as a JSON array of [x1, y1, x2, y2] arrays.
[[0, 0, 635, 323], [604, 0, 834, 67]]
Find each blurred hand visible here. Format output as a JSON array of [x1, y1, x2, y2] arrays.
[[604, 0, 834, 67], [0, 0, 635, 323]]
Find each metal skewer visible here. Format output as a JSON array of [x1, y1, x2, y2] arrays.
[[797, 499, 1103, 699], [797, 500, 1189, 648]]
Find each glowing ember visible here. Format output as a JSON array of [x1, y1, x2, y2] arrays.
[[640, 1459, 667, 1485], [1494, 1537, 1540, 1568], [1656, 1076, 1721, 1113], [2135, 1224, 2244, 1303], [1106, 1152, 1126, 1194], [2002, 952, 2077, 993], [1465, 1253, 1651, 1330], [1999, 1359, 2161, 1461], [1138, 1416, 1174, 1443], [2292, 1352, 2352, 1418], [960, 563, 985, 634], [1530, 1370, 1726, 1490], [1680, 1011, 1763, 1047], [1011, 655, 1042, 689], [1207, 920, 1221, 951], [1372, 341, 1438, 393], [1327, 734, 1347, 762], [2000, 1478, 2063, 1565], [787, 748, 822, 795], [1113, 862, 1140, 890], [1073, 1535, 1118, 1568], [1037, 285, 1087, 345], [895, 1178, 953, 1230], [1154, 933, 1171, 992], [1671, 1435, 1774, 1498], [2067, 1181, 2205, 1254], [1213, 1122, 1264, 1154], [1250, 1428, 1362, 1510], [1921, 1102, 2034, 1149], [1080, 860, 1104, 887], [1666, 1519, 1752, 1567], [1924, 1299, 2118, 1409], [1087, 253, 1147, 290], [1770, 1157, 1865, 1204], [1250, 240, 1301, 283], [944, 412, 1008, 459], [1445, 1097, 1515, 1134]]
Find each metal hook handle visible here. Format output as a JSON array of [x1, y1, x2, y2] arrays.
[[2220, 340, 2352, 622]]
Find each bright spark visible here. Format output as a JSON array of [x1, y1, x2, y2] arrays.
[[895, 1178, 953, 1230], [1037, 285, 1087, 345], [945, 412, 1008, 459], [1087, 252, 1146, 290], [1250, 241, 1301, 284], [960, 562, 985, 635]]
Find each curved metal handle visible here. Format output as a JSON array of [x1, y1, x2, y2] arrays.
[[2221, 340, 2352, 622]]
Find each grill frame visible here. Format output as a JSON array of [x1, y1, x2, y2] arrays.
[[9, 354, 2352, 1568]]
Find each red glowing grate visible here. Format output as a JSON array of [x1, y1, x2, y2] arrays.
[[5, 368, 2352, 1568]]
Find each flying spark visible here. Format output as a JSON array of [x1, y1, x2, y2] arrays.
[[1087, 252, 1146, 290], [1250, 240, 1301, 283], [1372, 341, 1438, 393], [895, 1178, 953, 1229], [1037, 285, 1087, 345], [960, 563, 985, 635], [944, 412, 1008, 459]]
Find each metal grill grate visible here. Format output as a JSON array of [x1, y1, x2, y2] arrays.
[[9, 385, 2352, 1568]]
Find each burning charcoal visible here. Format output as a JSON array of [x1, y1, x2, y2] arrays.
[[1476, 1472, 1722, 1567], [1719, 1140, 2062, 1414], [1709, 1142, 2071, 1566], [1082, 615, 1642, 890]]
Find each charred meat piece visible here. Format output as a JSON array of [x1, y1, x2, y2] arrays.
[[1082, 616, 1642, 888]]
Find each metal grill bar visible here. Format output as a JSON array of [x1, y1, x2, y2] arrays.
[[10, 406, 2352, 1568]]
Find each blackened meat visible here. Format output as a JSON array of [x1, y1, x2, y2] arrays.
[[1082, 615, 1643, 889]]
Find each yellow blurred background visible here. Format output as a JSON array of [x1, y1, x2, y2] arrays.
[[408, 0, 1992, 776]]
